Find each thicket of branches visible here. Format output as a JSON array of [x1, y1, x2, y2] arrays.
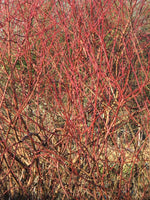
[[0, 0, 149, 199]]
